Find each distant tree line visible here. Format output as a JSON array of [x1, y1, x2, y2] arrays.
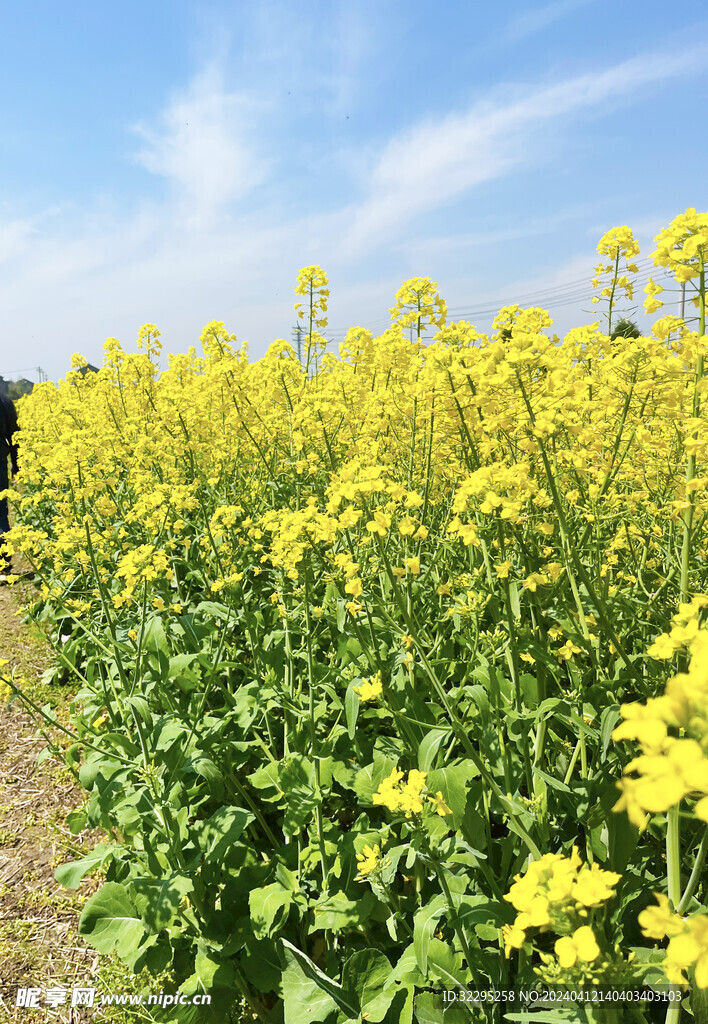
[[0, 377, 34, 400]]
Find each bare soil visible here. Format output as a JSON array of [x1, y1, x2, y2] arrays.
[[0, 575, 105, 1022]]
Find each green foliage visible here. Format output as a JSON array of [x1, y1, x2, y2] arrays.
[[610, 318, 641, 341]]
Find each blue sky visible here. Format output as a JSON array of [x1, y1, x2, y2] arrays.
[[1, 0, 707, 381]]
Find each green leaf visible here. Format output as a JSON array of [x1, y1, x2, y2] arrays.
[[341, 948, 394, 1022], [345, 683, 360, 740], [189, 756, 224, 797], [378, 844, 408, 886], [168, 653, 201, 691], [600, 704, 621, 757], [426, 761, 478, 827], [249, 761, 285, 801], [426, 937, 469, 989], [142, 615, 169, 656], [532, 767, 572, 794], [195, 600, 231, 620], [152, 718, 191, 754], [130, 874, 193, 933], [453, 895, 514, 935], [280, 754, 320, 838], [124, 695, 152, 723], [387, 943, 424, 988], [382, 987, 414, 1024], [249, 882, 293, 939], [239, 937, 284, 995], [181, 944, 239, 995], [55, 844, 119, 889], [418, 729, 451, 772], [197, 806, 255, 863], [415, 991, 471, 1023], [310, 890, 376, 932], [64, 809, 87, 834], [168, 652, 198, 675], [281, 938, 356, 1024], [276, 862, 300, 892], [607, 801, 639, 873], [413, 894, 446, 974], [78, 882, 145, 959]]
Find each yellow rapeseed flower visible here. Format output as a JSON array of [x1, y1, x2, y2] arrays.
[[554, 926, 600, 969], [353, 672, 383, 702]]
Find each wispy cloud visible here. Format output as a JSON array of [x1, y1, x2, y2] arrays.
[[132, 65, 271, 227], [341, 44, 708, 255], [0, 216, 39, 265], [505, 0, 593, 41]]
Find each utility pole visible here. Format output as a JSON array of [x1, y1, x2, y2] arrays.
[[679, 281, 686, 321], [292, 325, 303, 366]]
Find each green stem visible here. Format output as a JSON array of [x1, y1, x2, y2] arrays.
[[667, 805, 681, 912], [497, 521, 533, 795], [304, 565, 328, 889], [678, 261, 705, 676], [563, 739, 582, 787], [606, 250, 620, 337], [676, 826, 708, 915]]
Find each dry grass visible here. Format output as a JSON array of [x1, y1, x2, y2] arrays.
[[0, 573, 143, 1023]]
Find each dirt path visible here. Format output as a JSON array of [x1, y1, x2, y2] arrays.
[[0, 563, 255, 1024], [0, 578, 103, 1022]]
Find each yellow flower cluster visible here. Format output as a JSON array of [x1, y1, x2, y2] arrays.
[[651, 207, 708, 280], [261, 503, 339, 578], [353, 671, 383, 702], [644, 277, 664, 315], [596, 225, 641, 261], [294, 265, 329, 328], [592, 226, 640, 307], [502, 848, 619, 957], [355, 843, 382, 878], [639, 894, 708, 986], [554, 926, 601, 970], [389, 277, 446, 334], [613, 623, 708, 830], [492, 305, 553, 341], [372, 768, 452, 819], [646, 594, 708, 661], [113, 545, 172, 607], [373, 768, 427, 816]]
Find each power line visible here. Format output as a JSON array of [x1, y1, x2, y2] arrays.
[[451, 257, 655, 309], [324, 266, 660, 339], [0, 365, 48, 383], [447, 269, 656, 317]]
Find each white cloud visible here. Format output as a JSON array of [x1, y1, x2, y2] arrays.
[[132, 65, 270, 227], [341, 44, 708, 255]]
